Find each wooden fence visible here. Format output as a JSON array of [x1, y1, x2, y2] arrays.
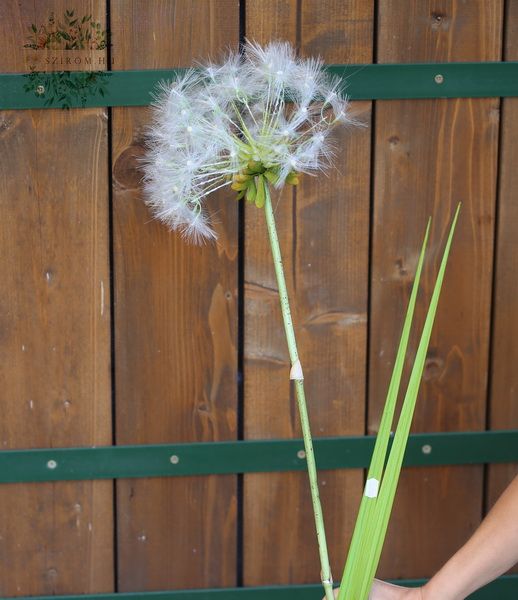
[[0, 0, 517, 597]]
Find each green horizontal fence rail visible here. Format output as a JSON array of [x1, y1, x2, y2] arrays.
[[1, 62, 518, 109], [6, 576, 518, 600], [1, 430, 517, 483]]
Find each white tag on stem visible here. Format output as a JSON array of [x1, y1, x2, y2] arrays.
[[290, 359, 304, 380], [364, 477, 380, 498]]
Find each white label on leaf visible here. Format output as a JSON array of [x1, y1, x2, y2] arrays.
[[364, 478, 380, 498], [290, 359, 304, 380]]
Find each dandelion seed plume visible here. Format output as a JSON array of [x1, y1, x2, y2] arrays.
[[142, 40, 354, 242]]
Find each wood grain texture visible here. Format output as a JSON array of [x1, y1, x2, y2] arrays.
[[0, 1, 112, 595], [244, 0, 372, 586], [372, 0, 503, 579], [110, 0, 239, 591], [486, 0, 518, 543]]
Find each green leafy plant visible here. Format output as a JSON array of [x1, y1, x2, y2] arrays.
[[23, 70, 110, 109], [23, 9, 109, 50]]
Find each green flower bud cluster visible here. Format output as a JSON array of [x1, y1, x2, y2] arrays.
[[231, 160, 300, 208]]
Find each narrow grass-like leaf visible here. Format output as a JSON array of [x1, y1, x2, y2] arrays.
[[357, 204, 461, 600], [338, 204, 460, 600], [337, 219, 431, 600]]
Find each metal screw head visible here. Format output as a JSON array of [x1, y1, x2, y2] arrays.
[[421, 444, 432, 455], [36, 85, 45, 95], [297, 449, 306, 460], [169, 454, 180, 465], [47, 459, 58, 469], [434, 74, 444, 84]]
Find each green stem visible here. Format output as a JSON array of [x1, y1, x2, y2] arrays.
[[263, 184, 334, 600]]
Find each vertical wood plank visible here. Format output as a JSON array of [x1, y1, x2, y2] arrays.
[[244, 0, 373, 586], [487, 0, 518, 522], [111, 0, 239, 591], [372, 0, 503, 579], [0, 0, 112, 595]]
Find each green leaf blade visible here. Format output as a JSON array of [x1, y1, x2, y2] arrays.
[[357, 203, 461, 600], [337, 219, 431, 600]]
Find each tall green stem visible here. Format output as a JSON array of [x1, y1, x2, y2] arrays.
[[263, 184, 334, 600]]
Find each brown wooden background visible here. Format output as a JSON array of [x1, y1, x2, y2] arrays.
[[0, 0, 517, 595]]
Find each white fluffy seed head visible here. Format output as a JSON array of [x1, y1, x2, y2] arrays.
[[142, 40, 354, 243]]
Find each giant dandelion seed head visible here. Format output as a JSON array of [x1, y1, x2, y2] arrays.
[[142, 40, 354, 243]]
